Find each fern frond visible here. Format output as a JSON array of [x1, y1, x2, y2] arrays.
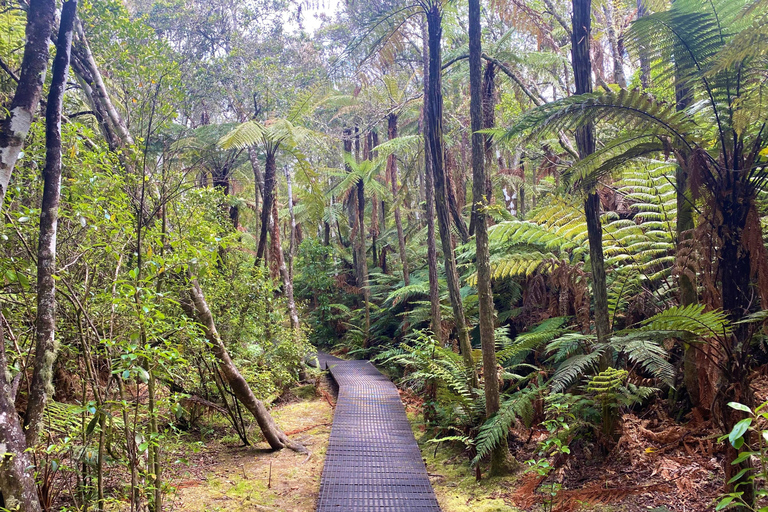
[[636, 304, 732, 338], [472, 385, 541, 466]]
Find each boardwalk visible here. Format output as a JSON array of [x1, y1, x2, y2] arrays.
[[315, 352, 441, 512]]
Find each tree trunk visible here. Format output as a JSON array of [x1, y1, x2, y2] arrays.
[[469, 0, 505, 473], [388, 114, 410, 286], [357, 165, 371, 341], [602, 1, 626, 87], [271, 200, 300, 330], [1, 323, 42, 512], [721, 203, 755, 509], [256, 150, 276, 265], [426, 2, 476, 380], [284, 167, 297, 281], [637, 0, 651, 89], [182, 279, 305, 452], [0, 0, 56, 212], [674, 40, 699, 405], [71, 19, 133, 147], [572, 0, 610, 351], [249, 147, 264, 237], [422, 19, 443, 345], [24, 0, 77, 447]]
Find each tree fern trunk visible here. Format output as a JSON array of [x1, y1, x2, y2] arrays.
[[256, 149, 276, 265], [422, 17, 442, 346], [426, 1, 477, 383], [388, 114, 410, 286], [469, 0, 507, 474], [572, 0, 610, 351]]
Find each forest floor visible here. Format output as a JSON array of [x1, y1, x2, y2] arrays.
[[163, 382, 334, 512], [163, 372, 726, 512]]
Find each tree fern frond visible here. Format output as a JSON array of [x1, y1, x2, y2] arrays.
[[636, 304, 732, 338], [549, 344, 609, 393]]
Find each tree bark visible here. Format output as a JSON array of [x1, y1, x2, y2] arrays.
[[0, 0, 56, 212], [422, 19, 443, 344], [71, 19, 133, 148], [602, 1, 626, 87], [182, 279, 305, 452], [469, 0, 505, 473], [388, 114, 410, 286], [1, 323, 42, 512], [271, 198, 300, 330], [572, 0, 610, 352], [426, 2, 476, 379], [674, 39, 699, 404], [256, 150, 276, 265], [24, 0, 77, 447], [637, 0, 651, 89]]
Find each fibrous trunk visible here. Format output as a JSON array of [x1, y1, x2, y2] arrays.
[[388, 114, 410, 286], [426, 2, 476, 380], [469, 0, 505, 473], [256, 150, 276, 265], [422, 18, 442, 345]]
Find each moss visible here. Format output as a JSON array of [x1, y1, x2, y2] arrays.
[[292, 384, 318, 399], [413, 415, 523, 512]]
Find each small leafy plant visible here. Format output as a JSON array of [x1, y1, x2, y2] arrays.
[[717, 401, 768, 511]]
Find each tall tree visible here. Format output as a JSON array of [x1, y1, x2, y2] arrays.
[[0, 0, 56, 211], [425, 0, 476, 378], [0, 2, 77, 509], [422, 18, 443, 345], [572, 0, 610, 352], [469, 0, 505, 473]]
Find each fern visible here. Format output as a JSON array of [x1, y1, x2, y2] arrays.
[[472, 384, 541, 466], [636, 304, 732, 338], [549, 348, 609, 393]]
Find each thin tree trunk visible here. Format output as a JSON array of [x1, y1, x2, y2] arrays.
[[256, 149, 276, 265], [572, 0, 609, 348], [72, 19, 133, 147], [422, 19, 443, 345], [357, 166, 371, 341], [249, 147, 263, 237], [602, 1, 626, 87], [271, 199, 300, 330], [637, 0, 651, 89], [181, 279, 306, 452], [0, 0, 56, 211], [284, 167, 297, 282], [469, 0, 505, 473], [388, 114, 410, 286], [24, 0, 77, 446], [426, 2, 476, 380]]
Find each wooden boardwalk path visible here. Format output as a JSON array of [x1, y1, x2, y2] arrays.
[[314, 352, 441, 511]]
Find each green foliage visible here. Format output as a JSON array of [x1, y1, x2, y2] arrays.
[[717, 400, 768, 511]]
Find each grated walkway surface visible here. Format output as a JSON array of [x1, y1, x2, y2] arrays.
[[315, 352, 441, 512]]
